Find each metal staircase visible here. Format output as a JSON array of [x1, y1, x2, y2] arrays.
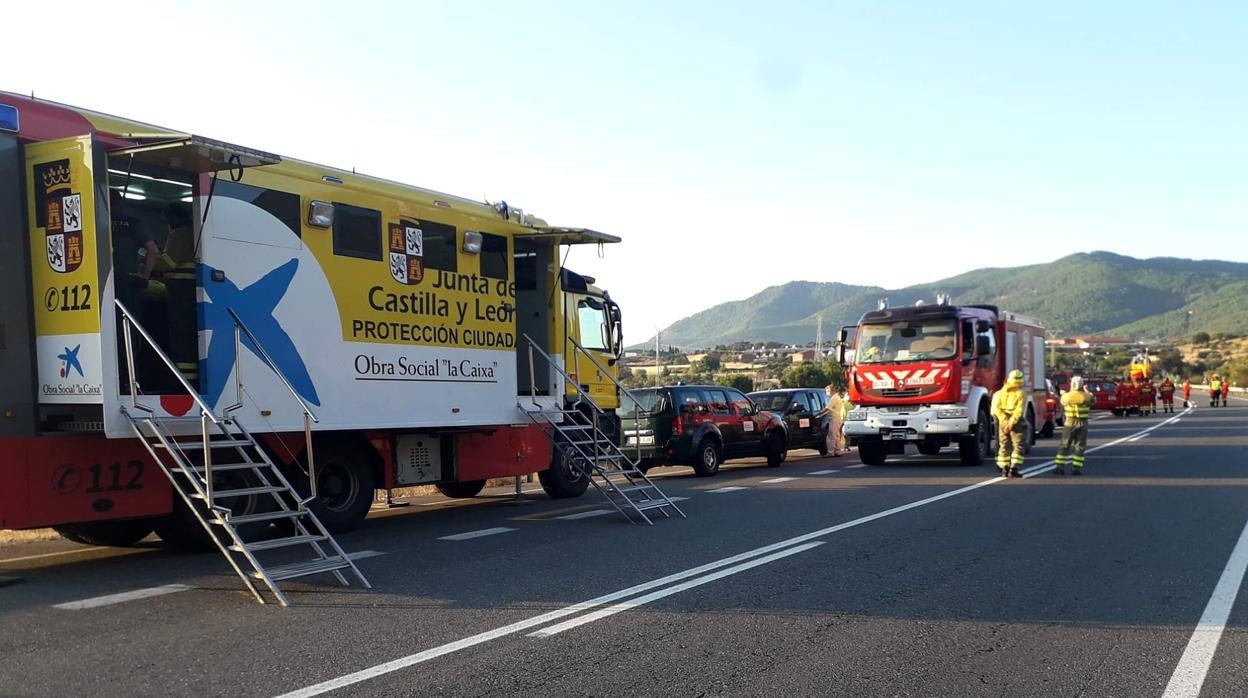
[[116, 301, 371, 605], [520, 334, 685, 525]]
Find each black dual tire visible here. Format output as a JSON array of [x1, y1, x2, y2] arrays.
[[539, 446, 591, 499], [858, 440, 887, 465], [54, 518, 155, 547], [958, 407, 992, 466], [917, 442, 943, 456]]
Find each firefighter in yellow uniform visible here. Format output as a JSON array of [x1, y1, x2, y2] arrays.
[[991, 369, 1028, 478], [152, 204, 198, 384], [1055, 376, 1093, 475]]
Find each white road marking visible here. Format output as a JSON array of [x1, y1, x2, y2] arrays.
[[846, 464, 869, 469], [666, 496, 689, 502], [1128, 433, 1148, 442], [0, 547, 110, 565], [280, 411, 1186, 697], [807, 469, 840, 475], [1163, 513, 1248, 698], [54, 584, 191, 610], [556, 509, 612, 521], [1022, 405, 1191, 479], [706, 486, 748, 494], [528, 542, 824, 637], [347, 550, 387, 561], [759, 477, 796, 484], [437, 527, 516, 541]]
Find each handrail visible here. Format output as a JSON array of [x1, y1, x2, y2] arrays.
[[226, 308, 320, 423], [115, 299, 220, 423], [564, 335, 647, 408], [522, 333, 600, 412], [226, 307, 320, 503]]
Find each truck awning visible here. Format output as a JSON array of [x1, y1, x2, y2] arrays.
[[108, 135, 280, 173], [520, 226, 621, 245]]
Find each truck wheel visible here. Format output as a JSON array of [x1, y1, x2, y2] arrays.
[[293, 442, 376, 534], [539, 447, 590, 499], [858, 441, 887, 465], [155, 471, 279, 551], [1041, 420, 1055, 438], [917, 442, 942, 456], [958, 408, 991, 466], [1022, 409, 1036, 453], [54, 518, 155, 547], [765, 431, 787, 467], [436, 480, 486, 498], [692, 438, 721, 476]]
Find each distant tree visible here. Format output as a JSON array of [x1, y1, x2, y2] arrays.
[[702, 354, 722, 372], [821, 357, 848, 392], [780, 363, 830, 388], [1193, 332, 1211, 345], [660, 366, 672, 377], [717, 374, 754, 393]]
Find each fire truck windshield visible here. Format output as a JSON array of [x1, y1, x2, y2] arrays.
[[857, 319, 958, 363]]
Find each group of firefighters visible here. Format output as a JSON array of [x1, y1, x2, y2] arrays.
[[990, 368, 1234, 478]]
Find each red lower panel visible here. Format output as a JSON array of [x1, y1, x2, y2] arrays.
[[455, 426, 552, 482], [0, 436, 172, 530]]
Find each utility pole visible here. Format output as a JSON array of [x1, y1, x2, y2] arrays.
[[815, 316, 823, 359], [654, 328, 661, 387]]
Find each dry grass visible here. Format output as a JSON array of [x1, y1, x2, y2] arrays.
[[0, 528, 60, 545]]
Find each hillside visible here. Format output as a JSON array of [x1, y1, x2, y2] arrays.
[[642, 252, 1248, 349]]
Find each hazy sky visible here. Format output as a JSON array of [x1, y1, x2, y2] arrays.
[[7, 1, 1245, 342]]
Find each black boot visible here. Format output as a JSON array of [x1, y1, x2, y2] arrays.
[[1053, 466, 1065, 475], [1072, 468, 1083, 476]]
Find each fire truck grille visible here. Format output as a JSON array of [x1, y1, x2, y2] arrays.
[[881, 388, 924, 398]]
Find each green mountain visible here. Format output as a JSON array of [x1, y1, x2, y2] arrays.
[[642, 252, 1248, 349]]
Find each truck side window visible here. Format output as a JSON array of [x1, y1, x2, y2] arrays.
[[413, 219, 457, 272], [479, 232, 508, 280], [332, 203, 381, 260], [977, 328, 997, 368]]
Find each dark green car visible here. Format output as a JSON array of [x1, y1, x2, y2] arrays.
[[620, 384, 788, 476], [747, 388, 831, 455]]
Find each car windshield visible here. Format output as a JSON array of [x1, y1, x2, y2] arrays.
[[752, 394, 791, 412], [620, 389, 666, 418], [856, 318, 958, 363]]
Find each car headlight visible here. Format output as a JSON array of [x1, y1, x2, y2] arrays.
[[846, 410, 867, 421], [936, 407, 967, 419]]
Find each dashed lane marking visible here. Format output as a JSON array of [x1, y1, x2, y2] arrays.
[[54, 584, 191, 610], [437, 527, 516, 541], [706, 486, 748, 494], [807, 469, 840, 475], [759, 477, 797, 484], [845, 464, 869, 469], [556, 510, 612, 521]]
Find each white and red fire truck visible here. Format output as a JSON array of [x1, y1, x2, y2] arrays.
[[838, 299, 1047, 466]]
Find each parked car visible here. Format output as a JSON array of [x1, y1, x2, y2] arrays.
[[1039, 378, 1064, 438], [748, 388, 830, 455], [620, 384, 788, 476], [1086, 379, 1119, 411]]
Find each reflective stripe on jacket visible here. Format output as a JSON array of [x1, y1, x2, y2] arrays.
[[1061, 390, 1093, 420]]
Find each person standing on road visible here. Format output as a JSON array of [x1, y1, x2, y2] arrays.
[[1158, 376, 1176, 413], [1054, 376, 1093, 475], [1182, 377, 1192, 407], [823, 385, 845, 457], [991, 369, 1028, 478], [1210, 375, 1222, 408], [1222, 378, 1231, 407], [1139, 377, 1157, 415]]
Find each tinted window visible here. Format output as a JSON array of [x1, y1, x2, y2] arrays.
[[216, 181, 301, 237], [704, 388, 731, 415], [480, 232, 508, 279], [795, 392, 815, 413], [414, 219, 457, 272], [752, 393, 790, 412], [724, 389, 753, 414], [621, 389, 665, 417], [333, 203, 381, 260]]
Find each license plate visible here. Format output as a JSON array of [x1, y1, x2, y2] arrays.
[[889, 432, 907, 440], [627, 435, 654, 445]]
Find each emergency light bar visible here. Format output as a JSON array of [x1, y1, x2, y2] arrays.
[[0, 104, 18, 133]]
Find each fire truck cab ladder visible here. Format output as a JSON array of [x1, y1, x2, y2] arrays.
[[519, 334, 685, 525], [115, 300, 371, 606]]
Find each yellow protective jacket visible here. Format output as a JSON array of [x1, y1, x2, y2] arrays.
[[991, 385, 1026, 425], [1061, 389, 1093, 420]]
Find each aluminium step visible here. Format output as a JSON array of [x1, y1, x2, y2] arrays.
[[231, 534, 327, 553], [191, 485, 287, 499], [214, 509, 307, 526], [159, 438, 254, 450], [256, 557, 354, 582], [176, 462, 265, 474], [633, 500, 675, 512]]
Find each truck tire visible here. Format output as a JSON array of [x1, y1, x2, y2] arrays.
[[765, 431, 787, 467], [917, 442, 943, 456], [958, 408, 992, 466], [1022, 409, 1036, 454], [1041, 420, 1055, 438], [858, 440, 887, 465], [155, 471, 279, 551], [291, 442, 376, 534], [436, 480, 486, 498], [54, 518, 155, 547], [692, 438, 721, 476], [538, 447, 590, 499]]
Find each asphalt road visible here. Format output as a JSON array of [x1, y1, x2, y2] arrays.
[[2, 399, 1247, 697]]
